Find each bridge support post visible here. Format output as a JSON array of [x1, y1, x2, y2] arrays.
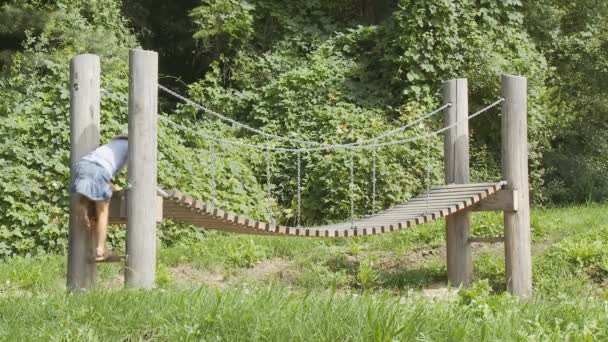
[[125, 49, 158, 288], [501, 75, 532, 297], [67, 54, 101, 291], [443, 78, 472, 287]]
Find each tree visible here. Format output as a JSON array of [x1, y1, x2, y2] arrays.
[[524, 0, 608, 202]]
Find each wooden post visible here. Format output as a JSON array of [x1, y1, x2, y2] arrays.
[[501, 75, 532, 297], [443, 78, 472, 287], [67, 54, 101, 290], [125, 49, 158, 288]]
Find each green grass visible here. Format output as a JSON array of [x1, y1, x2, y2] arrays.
[[1, 284, 606, 340], [1, 204, 608, 340]]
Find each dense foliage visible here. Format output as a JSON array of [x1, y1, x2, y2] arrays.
[[524, 0, 608, 202], [0, 0, 135, 256], [0, 0, 268, 256], [0, 0, 605, 255]]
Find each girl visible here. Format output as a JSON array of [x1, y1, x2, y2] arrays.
[[70, 134, 128, 261]]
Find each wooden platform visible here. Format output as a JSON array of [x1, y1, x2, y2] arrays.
[[108, 190, 164, 224], [115, 181, 510, 238]]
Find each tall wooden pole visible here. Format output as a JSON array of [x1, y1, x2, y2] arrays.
[[125, 49, 158, 288], [443, 78, 472, 287], [67, 54, 100, 290], [501, 75, 532, 297]]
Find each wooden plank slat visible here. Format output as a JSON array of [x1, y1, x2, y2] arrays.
[[470, 237, 504, 243], [409, 191, 487, 199], [432, 182, 505, 190], [108, 193, 164, 224], [387, 201, 471, 210], [469, 190, 518, 212], [425, 188, 493, 197]]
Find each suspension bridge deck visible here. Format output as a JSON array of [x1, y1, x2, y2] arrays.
[[113, 181, 509, 237]]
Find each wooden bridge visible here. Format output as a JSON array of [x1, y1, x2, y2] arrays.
[[67, 50, 531, 296], [109, 181, 516, 238]]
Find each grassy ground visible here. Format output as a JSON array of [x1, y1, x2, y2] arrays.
[[1, 205, 608, 340]]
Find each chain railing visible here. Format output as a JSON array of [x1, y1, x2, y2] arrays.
[[102, 85, 504, 228]]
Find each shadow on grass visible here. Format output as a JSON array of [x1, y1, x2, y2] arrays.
[[379, 264, 447, 289], [377, 263, 507, 292], [325, 254, 359, 274], [319, 253, 448, 290], [324, 253, 450, 290]]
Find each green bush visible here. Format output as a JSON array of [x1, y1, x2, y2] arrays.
[[357, 258, 380, 290], [225, 239, 268, 268], [542, 226, 608, 283], [1, 0, 603, 257], [0, 0, 134, 257], [0, 1, 269, 256]]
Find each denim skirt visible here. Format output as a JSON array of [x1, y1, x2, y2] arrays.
[[70, 160, 112, 201]]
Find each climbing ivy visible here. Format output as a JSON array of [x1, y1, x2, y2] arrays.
[[0, 0, 268, 256], [0, 0, 134, 257], [0, 0, 599, 256], [186, 0, 555, 221]]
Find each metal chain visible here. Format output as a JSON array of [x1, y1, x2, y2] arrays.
[[158, 115, 288, 151], [159, 84, 450, 148], [361, 104, 450, 145], [425, 135, 432, 214], [109, 85, 505, 230], [265, 137, 275, 224], [109, 86, 503, 153], [348, 98, 505, 152], [294, 98, 502, 152], [371, 147, 377, 215], [296, 150, 302, 228], [159, 84, 324, 147], [349, 149, 355, 228], [210, 141, 216, 206], [158, 98, 502, 153]]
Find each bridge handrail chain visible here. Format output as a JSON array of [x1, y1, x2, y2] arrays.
[[158, 98, 504, 153], [158, 84, 451, 148]]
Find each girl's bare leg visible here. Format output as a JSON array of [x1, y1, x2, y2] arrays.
[[77, 196, 92, 229], [94, 200, 111, 259]]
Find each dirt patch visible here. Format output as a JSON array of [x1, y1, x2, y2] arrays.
[[171, 265, 226, 288], [379, 242, 506, 272], [471, 241, 505, 255], [95, 266, 227, 289], [240, 258, 296, 284], [91, 259, 295, 289], [376, 247, 445, 273], [167, 259, 296, 288], [99, 273, 124, 289], [421, 282, 459, 300], [406, 247, 446, 267]]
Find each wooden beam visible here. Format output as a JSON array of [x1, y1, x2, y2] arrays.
[[502, 75, 532, 297], [443, 78, 472, 287], [470, 237, 504, 244], [67, 54, 100, 291], [432, 182, 505, 190], [469, 190, 518, 212], [125, 49, 158, 288], [108, 191, 163, 224]]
